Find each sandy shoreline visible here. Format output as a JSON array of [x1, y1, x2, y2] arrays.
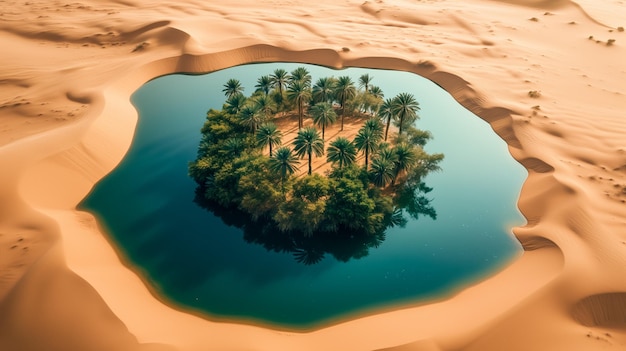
[[1, 0, 626, 350]]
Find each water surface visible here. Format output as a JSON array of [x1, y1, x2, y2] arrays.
[[80, 63, 526, 328]]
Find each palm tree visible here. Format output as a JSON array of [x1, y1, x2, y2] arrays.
[[391, 93, 420, 136], [238, 105, 263, 134], [290, 67, 312, 86], [224, 93, 247, 115], [334, 76, 357, 130], [256, 123, 282, 157], [269, 146, 300, 182], [367, 85, 384, 115], [370, 156, 395, 187], [310, 102, 337, 139], [354, 124, 382, 169], [376, 142, 396, 162], [255, 75, 273, 96], [287, 80, 312, 129], [378, 98, 395, 141], [270, 69, 289, 97], [392, 143, 418, 184], [364, 118, 384, 140], [221, 138, 245, 157], [369, 86, 384, 100], [359, 73, 373, 93], [293, 127, 325, 175], [312, 77, 336, 104], [222, 78, 244, 98], [326, 137, 356, 170], [253, 94, 276, 121]]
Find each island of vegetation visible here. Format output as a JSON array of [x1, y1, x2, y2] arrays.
[[189, 66, 444, 249]]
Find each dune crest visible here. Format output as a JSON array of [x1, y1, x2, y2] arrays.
[[1, 0, 626, 350]]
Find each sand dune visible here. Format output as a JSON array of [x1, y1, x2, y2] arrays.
[[1, 0, 625, 350]]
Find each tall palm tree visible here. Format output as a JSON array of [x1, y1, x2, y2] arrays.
[[312, 77, 336, 104], [255, 75, 273, 96], [378, 98, 395, 141], [367, 85, 384, 115], [256, 123, 282, 157], [370, 156, 395, 187], [270, 68, 289, 97], [364, 118, 384, 140], [238, 105, 263, 134], [392, 143, 418, 184], [354, 124, 382, 169], [287, 80, 312, 129], [310, 102, 337, 139], [290, 67, 312, 86], [222, 78, 244, 98], [326, 137, 356, 170], [391, 93, 420, 136], [269, 146, 300, 182], [369, 85, 384, 100], [224, 93, 247, 115], [293, 127, 325, 175], [253, 94, 276, 121], [359, 73, 373, 93], [334, 76, 357, 130]]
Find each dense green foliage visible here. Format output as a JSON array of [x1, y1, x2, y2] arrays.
[[189, 67, 444, 245]]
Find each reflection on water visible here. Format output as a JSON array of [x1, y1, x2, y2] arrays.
[[193, 181, 436, 265]]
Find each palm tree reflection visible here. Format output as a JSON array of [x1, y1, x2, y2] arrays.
[[193, 181, 436, 265]]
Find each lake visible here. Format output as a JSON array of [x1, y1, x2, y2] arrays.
[[79, 63, 526, 329]]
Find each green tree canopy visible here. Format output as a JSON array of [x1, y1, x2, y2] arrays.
[[354, 122, 383, 169], [222, 78, 244, 98], [326, 137, 357, 170], [255, 75, 273, 96], [312, 77, 337, 104], [293, 127, 325, 175], [256, 123, 282, 157], [391, 92, 420, 136], [238, 105, 263, 134], [224, 93, 247, 116], [269, 146, 300, 181], [287, 80, 312, 129], [392, 143, 418, 184], [334, 76, 357, 130], [369, 85, 384, 100], [359, 73, 373, 93], [253, 94, 276, 121], [289, 66, 312, 86], [270, 68, 289, 96], [310, 102, 337, 139], [370, 155, 395, 187]]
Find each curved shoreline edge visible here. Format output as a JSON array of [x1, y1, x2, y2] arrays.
[[1, 1, 625, 350]]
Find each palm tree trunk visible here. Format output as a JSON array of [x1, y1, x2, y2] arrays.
[[269, 143, 272, 157], [340, 97, 345, 131], [299, 100, 303, 129], [391, 165, 399, 186], [385, 116, 391, 141], [398, 114, 404, 136], [322, 125, 325, 140], [365, 148, 369, 170], [308, 150, 312, 175]]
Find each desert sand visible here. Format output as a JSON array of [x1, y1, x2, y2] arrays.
[[1, 0, 625, 350]]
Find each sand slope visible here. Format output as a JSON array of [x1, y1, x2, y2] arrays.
[[1, 0, 625, 350]]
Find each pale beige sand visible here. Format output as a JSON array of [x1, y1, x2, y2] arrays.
[[1, 0, 626, 350]]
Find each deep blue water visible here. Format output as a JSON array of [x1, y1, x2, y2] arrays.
[[80, 63, 526, 329]]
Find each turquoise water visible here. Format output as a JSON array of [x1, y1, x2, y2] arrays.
[[80, 63, 526, 329]]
